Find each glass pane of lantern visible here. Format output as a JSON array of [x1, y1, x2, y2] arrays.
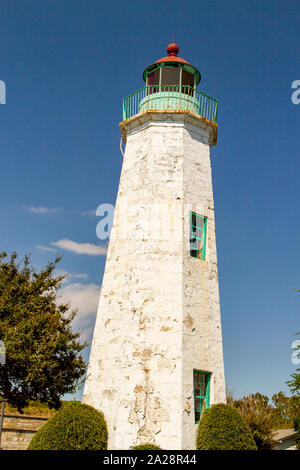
[[182, 69, 194, 95], [147, 69, 160, 95], [161, 67, 180, 91]]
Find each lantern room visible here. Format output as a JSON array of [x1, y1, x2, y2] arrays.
[[143, 43, 201, 92], [122, 44, 218, 123]]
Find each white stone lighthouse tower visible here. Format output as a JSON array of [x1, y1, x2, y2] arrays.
[[83, 43, 226, 450]]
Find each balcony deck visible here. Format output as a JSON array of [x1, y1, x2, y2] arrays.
[[122, 86, 218, 123]]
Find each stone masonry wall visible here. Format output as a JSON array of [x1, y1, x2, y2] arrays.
[[1, 414, 48, 450]]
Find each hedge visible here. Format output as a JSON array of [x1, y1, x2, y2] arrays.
[[196, 403, 257, 450], [130, 444, 162, 450], [28, 401, 108, 450]]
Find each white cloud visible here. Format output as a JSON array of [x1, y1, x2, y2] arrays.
[[51, 239, 107, 256], [54, 269, 89, 282], [59, 281, 100, 344], [25, 206, 58, 215], [72, 273, 89, 279], [36, 244, 58, 253], [81, 209, 96, 217], [59, 282, 100, 319], [79, 326, 95, 344]]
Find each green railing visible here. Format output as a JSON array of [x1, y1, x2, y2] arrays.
[[122, 85, 218, 123]]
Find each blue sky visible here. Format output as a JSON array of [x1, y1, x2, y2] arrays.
[[0, 0, 299, 401]]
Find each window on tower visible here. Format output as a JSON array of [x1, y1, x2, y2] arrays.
[[190, 212, 207, 260], [193, 370, 211, 423]]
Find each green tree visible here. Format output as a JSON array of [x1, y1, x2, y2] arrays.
[[271, 391, 300, 428], [228, 394, 275, 450], [0, 252, 87, 412]]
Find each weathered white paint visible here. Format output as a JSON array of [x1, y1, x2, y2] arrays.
[[83, 111, 226, 450]]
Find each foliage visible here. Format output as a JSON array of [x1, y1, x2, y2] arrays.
[[28, 401, 108, 450], [0, 398, 67, 417], [0, 252, 87, 412], [271, 391, 300, 428], [226, 389, 236, 407], [287, 372, 300, 396], [130, 444, 162, 450], [229, 394, 275, 449], [228, 390, 300, 446], [196, 403, 257, 450]]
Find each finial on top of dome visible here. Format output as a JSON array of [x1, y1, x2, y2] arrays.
[[166, 43, 179, 57]]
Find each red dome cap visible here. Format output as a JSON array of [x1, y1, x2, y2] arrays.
[[166, 43, 179, 56], [143, 43, 201, 85], [155, 42, 191, 66]]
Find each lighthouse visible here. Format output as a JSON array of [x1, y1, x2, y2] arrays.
[[83, 44, 226, 450]]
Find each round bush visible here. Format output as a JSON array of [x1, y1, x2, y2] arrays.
[[131, 444, 162, 450], [28, 401, 108, 450], [294, 416, 300, 450], [196, 404, 257, 450]]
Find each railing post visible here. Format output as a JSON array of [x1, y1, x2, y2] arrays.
[[122, 98, 127, 121], [215, 100, 219, 122]]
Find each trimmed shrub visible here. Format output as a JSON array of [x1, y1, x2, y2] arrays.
[[28, 401, 108, 450], [131, 444, 162, 450], [294, 416, 300, 450], [196, 403, 257, 450]]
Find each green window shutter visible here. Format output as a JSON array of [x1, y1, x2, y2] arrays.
[[190, 212, 207, 260], [193, 370, 211, 423]]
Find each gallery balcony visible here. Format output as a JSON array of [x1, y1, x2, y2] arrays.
[[122, 85, 218, 123]]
